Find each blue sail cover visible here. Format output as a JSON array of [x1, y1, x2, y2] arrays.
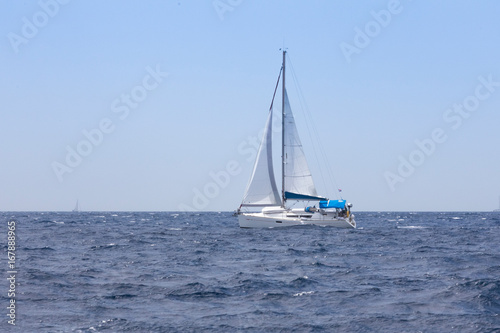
[[285, 191, 327, 201], [319, 200, 346, 209]]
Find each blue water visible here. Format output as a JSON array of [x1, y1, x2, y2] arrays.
[[1, 211, 499, 332]]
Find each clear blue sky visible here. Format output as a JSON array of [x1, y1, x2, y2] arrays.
[[1, 0, 499, 211]]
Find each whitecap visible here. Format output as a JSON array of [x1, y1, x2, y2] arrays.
[[293, 291, 314, 297]]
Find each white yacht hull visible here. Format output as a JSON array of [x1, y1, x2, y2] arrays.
[[238, 209, 355, 229]]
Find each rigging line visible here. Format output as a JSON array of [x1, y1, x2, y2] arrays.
[[269, 66, 283, 112], [287, 55, 342, 200], [286, 55, 328, 195]]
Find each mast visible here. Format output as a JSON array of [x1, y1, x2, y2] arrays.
[[281, 50, 286, 208]]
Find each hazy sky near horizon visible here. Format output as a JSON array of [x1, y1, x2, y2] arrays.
[[1, 0, 500, 211]]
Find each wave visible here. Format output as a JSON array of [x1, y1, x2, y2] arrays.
[[21, 246, 56, 251], [167, 282, 231, 300], [7, 211, 499, 332]]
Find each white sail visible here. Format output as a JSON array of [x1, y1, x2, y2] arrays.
[[241, 108, 281, 207], [72, 200, 79, 212], [283, 89, 319, 199]]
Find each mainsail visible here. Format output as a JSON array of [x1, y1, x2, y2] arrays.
[[283, 89, 324, 201], [240, 108, 281, 207]]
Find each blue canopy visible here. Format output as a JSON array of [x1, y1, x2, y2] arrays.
[[319, 200, 346, 209]]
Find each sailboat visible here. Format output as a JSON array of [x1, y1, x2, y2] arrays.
[[494, 196, 500, 212], [72, 200, 79, 212], [236, 50, 355, 228]]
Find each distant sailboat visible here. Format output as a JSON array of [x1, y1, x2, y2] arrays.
[[494, 196, 500, 212], [72, 200, 79, 212], [236, 50, 355, 228]]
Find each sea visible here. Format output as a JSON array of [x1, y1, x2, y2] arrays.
[[1, 211, 499, 332]]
